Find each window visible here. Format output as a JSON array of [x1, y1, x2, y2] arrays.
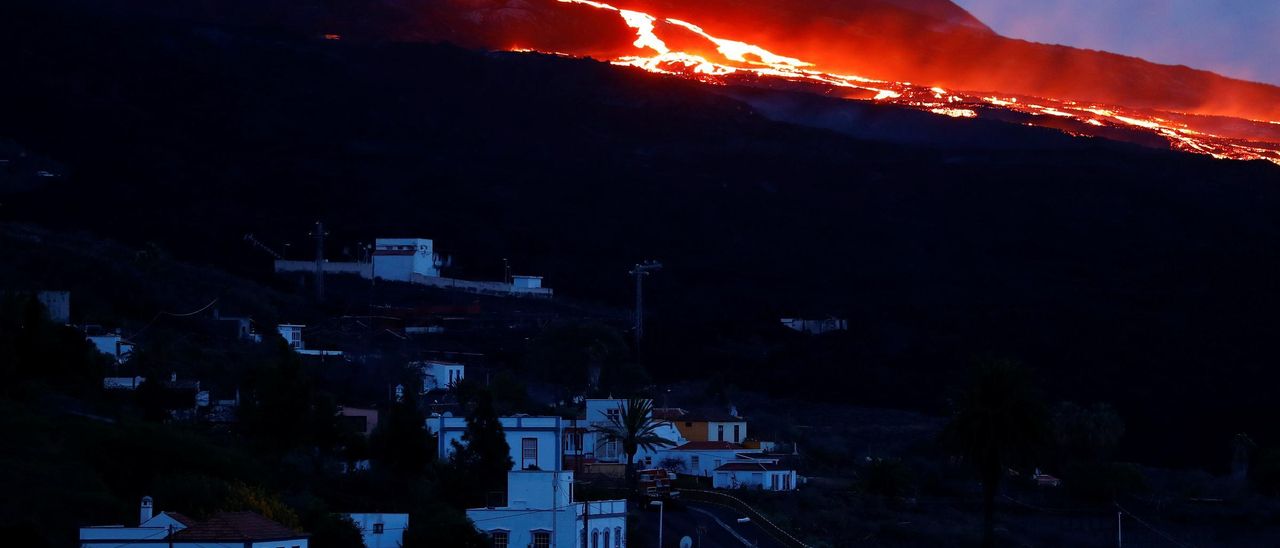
[[532, 531, 550, 548], [717, 424, 725, 441], [690, 456, 700, 471], [784, 474, 792, 490], [491, 530, 509, 548], [591, 529, 600, 548], [522, 438, 538, 469], [771, 474, 780, 490], [733, 424, 740, 443], [603, 529, 610, 548], [615, 527, 622, 547], [373, 523, 384, 534], [644, 456, 653, 467]]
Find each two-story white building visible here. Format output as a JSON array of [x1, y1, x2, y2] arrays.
[[467, 470, 626, 548], [373, 238, 439, 282], [581, 398, 685, 468], [427, 414, 565, 471]]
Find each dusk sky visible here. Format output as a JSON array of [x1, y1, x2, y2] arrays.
[[954, 0, 1280, 86]]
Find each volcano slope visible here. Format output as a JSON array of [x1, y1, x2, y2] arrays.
[[4, 0, 1280, 468]]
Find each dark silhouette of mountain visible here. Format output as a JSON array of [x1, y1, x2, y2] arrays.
[[4, 0, 1280, 470]]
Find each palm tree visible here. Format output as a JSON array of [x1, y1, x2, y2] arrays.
[[593, 397, 676, 487], [941, 360, 1049, 547]]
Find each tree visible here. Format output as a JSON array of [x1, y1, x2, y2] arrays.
[[592, 398, 676, 487], [940, 360, 1049, 548], [450, 389, 512, 506], [1051, 402, 1125, 465], [305, 512, 365, 548], [369, 389, 433, 476]]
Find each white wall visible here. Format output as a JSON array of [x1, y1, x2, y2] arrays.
[[656, 448, 760, 477], [373, 238, 438, 282], [417, 361, 464, 392], [713, 469, 798, 491], [707, 421, 747, 444], [346, 513, 409, 548], [428, 415, 564, 471], [582, 399, 683, 466]]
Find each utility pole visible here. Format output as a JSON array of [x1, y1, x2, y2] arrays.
[[1116, 510, 1123, 548], [310, 221, 328, 301], [630, 261, 663, 349]]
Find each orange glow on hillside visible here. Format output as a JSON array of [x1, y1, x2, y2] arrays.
[[523, 0, 1280, 165]]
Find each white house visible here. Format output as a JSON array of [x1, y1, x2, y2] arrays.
[[582, 398, 686, 467], [278, 324, 305, 350], [276, 324, 344, 357], [414, 360, 465, 392], [713, 460, 798, 491], [344, 513, 409, 548], [373, 238, 439, 282], [87, 331, 134, 363], [80, 497, 308, 547], [512, 276, 543, 290], [468, 471, 626, 548], [780, 317, 848, 335], [427, 414, 565, 471], [656, 441, 762, 477]]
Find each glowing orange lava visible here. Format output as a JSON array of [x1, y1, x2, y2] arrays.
[[530, 0, 1280, 165]]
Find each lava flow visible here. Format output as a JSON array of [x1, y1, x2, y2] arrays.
[[505, 0, 1280, 165]]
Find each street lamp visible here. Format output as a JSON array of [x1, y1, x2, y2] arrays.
[[650, 500, 664, 547]]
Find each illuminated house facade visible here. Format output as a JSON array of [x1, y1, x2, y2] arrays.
[[372, 238, 439, 282]]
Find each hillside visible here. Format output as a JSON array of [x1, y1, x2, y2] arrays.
[[4, 0, 1280, 472]]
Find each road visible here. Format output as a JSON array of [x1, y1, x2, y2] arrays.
[[631, 500, 787, 548]]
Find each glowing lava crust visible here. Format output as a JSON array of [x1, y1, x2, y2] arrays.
[[508, 0, 1280, 165]]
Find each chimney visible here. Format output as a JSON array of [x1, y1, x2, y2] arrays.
[[139, 496, 154, 524]]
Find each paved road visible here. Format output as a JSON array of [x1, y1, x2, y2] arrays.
[[631, 500, 786, 548]]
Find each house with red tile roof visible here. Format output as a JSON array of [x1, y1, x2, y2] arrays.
[[655, 441, 764, 477], [80, 497, 309, 547]]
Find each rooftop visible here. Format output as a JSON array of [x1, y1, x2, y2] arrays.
[[170, 512, 305, 541], [671, 441, 745, 451], [715, 462, 793, 472]]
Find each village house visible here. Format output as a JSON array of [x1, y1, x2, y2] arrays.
[[656, 441, 764, 478], [428, 414, 565, 471], [413, 360, 465, 392], [576, 398, 686, 470], [80, 497, 309, 547], [430, 410, 629, 547], [467, 470, 626, 548], [276, 324, 344, 357], [344, 513, 409, 548], [662, 407, 749, 444], [780, 316, 848, 335], [85, 327, 135, 364], [274, 236, 553, 297], [713, 458, 799, 491]]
